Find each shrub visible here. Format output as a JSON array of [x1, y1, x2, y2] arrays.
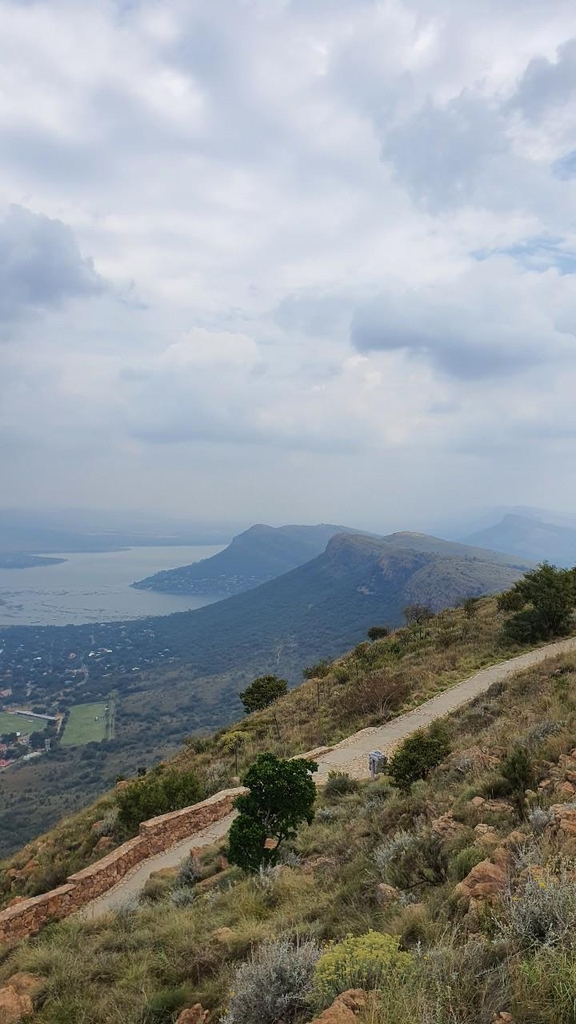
[[323, 772, 360, 799], [302, 660, 332, 680], [93, 809, 119, 838], [499, 562, 576, 642], [388, 723, 450, 792], [313, 931, 412, 1007], [498, 872, 576, 949], [239, 675, 288, 714], [143, 986, 188, 1023], [340, 670, 410, 721], [116, 767, 203, 834], [169, 886, 196, 907], [501, 746, 535, 819], [367, 625, 390, 641], [222, 939, 320, 1024], [176, 854, 200, 888], [375, 831, 448, 890], [450, 845, 486, 882], [527, 806, 554, 835]]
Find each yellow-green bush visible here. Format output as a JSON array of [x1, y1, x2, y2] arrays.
[[312, 930, 412, 1006]]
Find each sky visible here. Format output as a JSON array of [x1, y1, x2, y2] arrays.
[[2, 0, 576, 534]]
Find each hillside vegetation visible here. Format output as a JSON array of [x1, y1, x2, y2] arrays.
[[0, 531, 527, 856], [0, 593, 542, 909], [3, 641, 576, 1022]]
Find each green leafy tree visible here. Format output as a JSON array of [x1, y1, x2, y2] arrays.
[[498, 562, 576, 642], [239, 675, 288, 714], [116, 766, 202, 834], [228, 753, 318, 872], [388, 723, 450, 793]]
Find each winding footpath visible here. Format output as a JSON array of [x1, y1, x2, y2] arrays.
[[80, 635, 576, 921]]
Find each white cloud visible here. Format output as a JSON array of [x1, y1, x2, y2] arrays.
[[1, 0, 576, 522]]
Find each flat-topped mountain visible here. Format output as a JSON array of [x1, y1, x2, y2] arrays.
[[464, 513, 576, 567], [142, 530, 528, 675], [132, 522, 361, 596]]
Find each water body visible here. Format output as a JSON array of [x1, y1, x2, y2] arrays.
[[0, 545, 225, 626]]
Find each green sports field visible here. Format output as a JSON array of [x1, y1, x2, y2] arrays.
[[0, 711, 46, 736], [61, 702, 112, 746]]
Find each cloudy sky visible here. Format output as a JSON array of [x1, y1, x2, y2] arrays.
[[2, 0, 576, 532]]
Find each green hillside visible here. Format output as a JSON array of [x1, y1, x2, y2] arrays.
[[132, 522, 362, 596]]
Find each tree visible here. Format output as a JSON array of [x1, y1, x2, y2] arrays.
[[388, 723, 450, 792], [498, 562, 575, 642], [221, 731, 247, 774], [228, 753, 318, 872], [367, 625, 390, 641], [239, 675, 288, 714], [404, 604, 433, 627]]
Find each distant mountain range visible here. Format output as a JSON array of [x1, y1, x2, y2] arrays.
[[464, 514, 576, 568], [134, 530, 528, 679], [132, 522, 363, 597]]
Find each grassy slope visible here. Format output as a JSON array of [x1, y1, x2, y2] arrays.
[[3, 642, 576, 1022], [0, 596, 545, 909]]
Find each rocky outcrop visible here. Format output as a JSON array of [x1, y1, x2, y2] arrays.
[[430, 813, 468, 842], [0, 789, 244, 945], [308, 989, 367, 1024]]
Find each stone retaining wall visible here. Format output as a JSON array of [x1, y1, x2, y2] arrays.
[[0, 788, 243, 945]]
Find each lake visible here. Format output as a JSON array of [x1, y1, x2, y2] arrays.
[[0, 545, 225, 626]]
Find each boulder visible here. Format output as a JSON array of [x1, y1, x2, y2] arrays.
[[551, 804, 576, 838], [308, 990, 367, 1024], [470, 796, 486, 810], [482, 800, 515, 816], [491, 1014, 514, 1023], [5, 974, 45, 999], [454, 858, 508, 904], [175, 1004, 209, 1024], [94, 836, 115, 854], [430, 813, 467, 841], [376, 883, 399, 906], [473, 824, 500, 851], [0, 986, 33, 1023]]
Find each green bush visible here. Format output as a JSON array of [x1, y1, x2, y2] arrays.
[[323, 772, 360, 799], [313, 931, 412, 1007], [116, 767, 202, 834], [388, 723, 450, 792], [450, 845, 486, 882]]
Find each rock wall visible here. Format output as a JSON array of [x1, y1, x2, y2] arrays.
[[0, 788, 243, 945]]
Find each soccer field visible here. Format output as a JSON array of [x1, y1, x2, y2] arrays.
[[61, 702, 112, 746], [0, 711, 46, 736]]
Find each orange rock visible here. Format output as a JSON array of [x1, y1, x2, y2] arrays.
[[175, 1004, 209, 1024], [6, 974, 45, 999], [0, 984, 33, 1023], [470, 796, 486, 809], [551, 804, 576, 837], [308, 990, 367, 1024], [94, 836, 115, 854], [454, 858, 508, 903]]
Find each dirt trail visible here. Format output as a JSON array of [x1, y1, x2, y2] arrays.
[[80, 634, 576, 920]]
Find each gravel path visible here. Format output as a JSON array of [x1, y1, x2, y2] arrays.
[[80, 634, 576, 919]]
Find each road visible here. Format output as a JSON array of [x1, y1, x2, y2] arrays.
[[80, 634, 576, 919]]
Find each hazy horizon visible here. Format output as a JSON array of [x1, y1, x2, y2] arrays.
[[1, 1, 576, 526]]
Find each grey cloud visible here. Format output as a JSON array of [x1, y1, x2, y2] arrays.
[[349, 263, 569, 380], [381, 93, 508, 211], [512, 39, 576, 119], [0, 206, 104, 324]]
